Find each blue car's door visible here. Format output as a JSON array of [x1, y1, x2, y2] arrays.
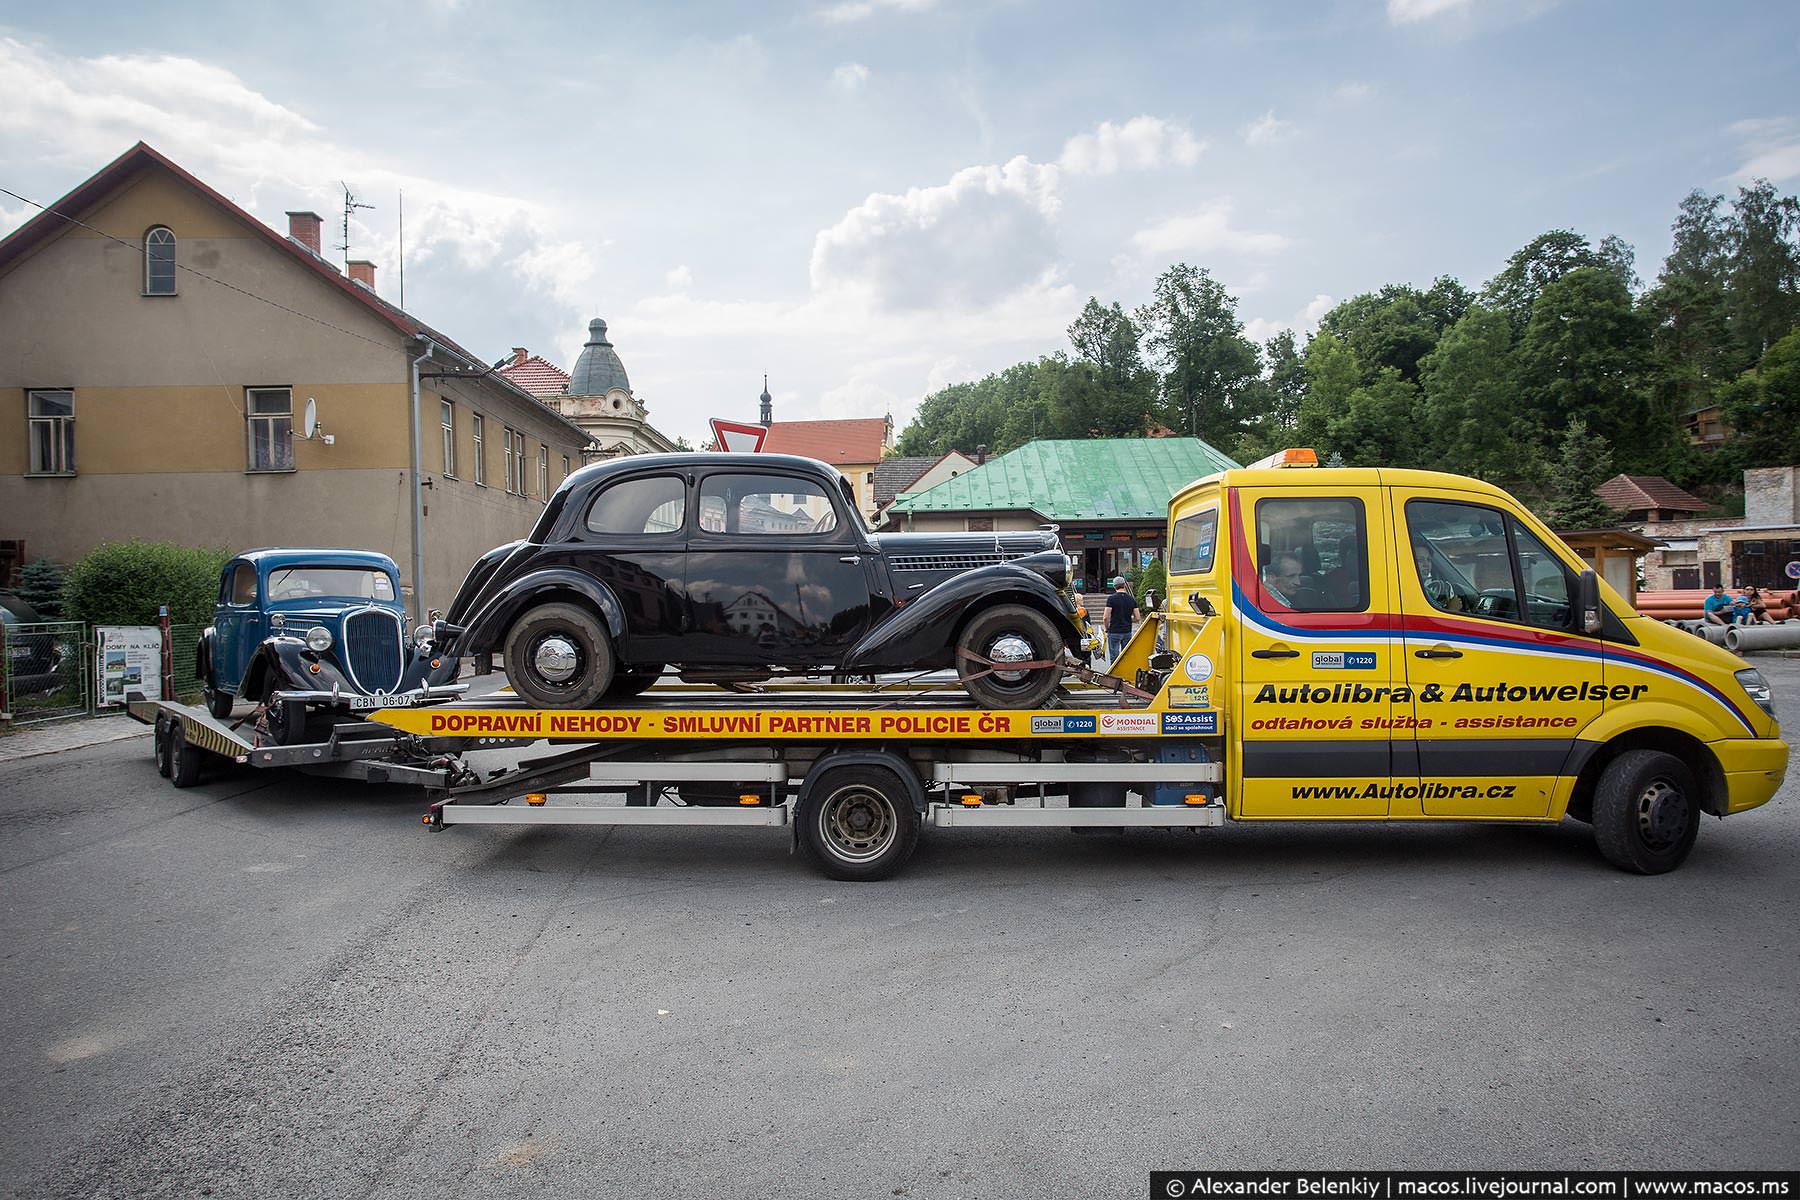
[[218, 560, 262, 690]]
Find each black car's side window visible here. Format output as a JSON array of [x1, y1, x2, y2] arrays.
[[585, 475, 686, 536], [698, 474, 838, 535]]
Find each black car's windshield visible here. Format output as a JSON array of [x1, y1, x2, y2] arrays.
[[266, 567, 396, 602]]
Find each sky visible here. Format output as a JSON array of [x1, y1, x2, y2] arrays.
[[2, 0, 1797, 446]]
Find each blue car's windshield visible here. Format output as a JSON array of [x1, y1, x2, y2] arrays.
[[266, 567, 395, 603]]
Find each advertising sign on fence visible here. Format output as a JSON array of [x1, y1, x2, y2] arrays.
[[95, 626, 162, 706]]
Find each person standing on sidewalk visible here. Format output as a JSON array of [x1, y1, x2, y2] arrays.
[[1105, 576, 1140, 665]]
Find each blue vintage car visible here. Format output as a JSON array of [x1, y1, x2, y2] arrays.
[[197, 549, 460, 739]]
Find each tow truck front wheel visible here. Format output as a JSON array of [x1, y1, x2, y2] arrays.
[[503, 602, 615, 708], [797, 766, 919, 882], [1592, 749, 1700, 875]]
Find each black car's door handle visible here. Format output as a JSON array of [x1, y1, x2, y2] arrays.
[[1414, 646, 1462, 659], [839, 556, 861, 564], [1252, 647, 1299, 659]]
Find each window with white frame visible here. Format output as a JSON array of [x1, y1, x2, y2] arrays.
[[144, 227, 176, 295], [441, 400, 456, 477], [562, 454, 570, 482], [513, 432, 528, 495], [538, 445, 549, 498], [246, 388, 294, 471], [472, 414, 486, 485], [27, 390, 76, 475], [503, 428, 520, 495]]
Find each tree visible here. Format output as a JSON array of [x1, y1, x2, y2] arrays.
[[1543, 418, 1624, 529], [1326, 368, 1422, 468], [17, 559, 66, 618], [1134, 264, 1263, 445], [1297, 332, 1360, 452], [1720, 328, 1800, 466], [1517, 266, 1662, 468], [1484, 229, 1638, 335], [1314, 279, 1470, 384], [1232, 329, 1308, 463], [62, 542, 230, 628], [1066, 298, 1160, 431], [1418, 307, 1541, 483], [1723, 179, 1800, 360]]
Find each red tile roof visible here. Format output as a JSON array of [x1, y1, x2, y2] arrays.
[[1596, 474, 1707, 515], [498, 353, 570, 398], [761, 418, 889, 464]]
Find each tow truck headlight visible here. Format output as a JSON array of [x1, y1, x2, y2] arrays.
[[1735, 668, 1775, 720], [305, 626, 333, 653]]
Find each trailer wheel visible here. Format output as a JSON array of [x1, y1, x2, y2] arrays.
[[797, 765, 919, 882], [955, 604, 1065, 711], [1592, 749, 1700, 875], [168, 721, 205, 788], [504, 602, 614, 708], [154, 716, 173, 778]]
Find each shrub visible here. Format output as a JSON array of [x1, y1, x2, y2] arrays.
[[1138, 558, 1167, 608], [17, 558, 67, 618], [62, 541, 229, 628]]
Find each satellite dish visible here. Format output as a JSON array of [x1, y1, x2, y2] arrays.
[[303, 397, 319, 439]]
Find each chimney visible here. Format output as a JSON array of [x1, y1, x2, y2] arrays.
[[347, 260, 377, 290], [975, 443, 988, 465], [286, 211, 322, 255], [511, 347, 530, 367]]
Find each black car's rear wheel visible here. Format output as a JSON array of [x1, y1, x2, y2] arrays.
[[504, 602, 615, 708], [605, 662, 664, 699], [955, 603, 1065, 710]]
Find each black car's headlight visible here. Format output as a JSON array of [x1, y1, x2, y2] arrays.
[[1735, 668, 1776, 720], [305, 626, 334, 653]]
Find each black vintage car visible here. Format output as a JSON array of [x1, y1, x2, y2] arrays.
[[442, 453, 1083, 709]]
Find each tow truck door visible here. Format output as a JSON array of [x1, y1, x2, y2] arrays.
[[1230, 481, 1399, 818], [1390, 487, 1603, 818]]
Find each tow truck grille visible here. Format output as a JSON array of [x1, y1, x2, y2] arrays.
[[345, 610, 404, 694]]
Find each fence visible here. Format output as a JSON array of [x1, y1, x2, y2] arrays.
[[169, 624, 203, 702], [1, 621, 91, 724]]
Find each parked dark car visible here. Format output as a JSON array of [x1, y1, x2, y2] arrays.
[[443, 453, 1083, 709], [198, 549, 460, 739], [0, 589, 68, 696]]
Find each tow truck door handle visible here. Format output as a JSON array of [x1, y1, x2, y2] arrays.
[[1252, 645, 1299, 659], [1414, 646, 1462, 659]]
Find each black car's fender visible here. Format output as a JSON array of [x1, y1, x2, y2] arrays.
[[455, 568, 629, 658], [196, 627, 216, 690], [843, 563, 1080, 671], [241, 637, 353, 702]]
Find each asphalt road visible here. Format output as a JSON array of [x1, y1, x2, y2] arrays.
[[2, 662, 1797, 1198]]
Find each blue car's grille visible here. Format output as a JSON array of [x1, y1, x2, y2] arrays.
[[344, 610, 403, 694]]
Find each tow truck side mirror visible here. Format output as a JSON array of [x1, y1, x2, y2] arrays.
[[1578, 569, 1602, 635]]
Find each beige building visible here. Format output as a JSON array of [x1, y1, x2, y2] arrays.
[[0, 142, 591, 614]]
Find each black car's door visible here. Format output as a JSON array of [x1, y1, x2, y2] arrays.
[[567, 470, 691, 666], [684, 469, 876, 667]]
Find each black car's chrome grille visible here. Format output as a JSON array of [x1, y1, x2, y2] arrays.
[[889, 552, 1034, 573], [344, 610, 404, 694]]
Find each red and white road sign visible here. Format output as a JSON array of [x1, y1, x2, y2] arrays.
[[709, 418, 768, 453]]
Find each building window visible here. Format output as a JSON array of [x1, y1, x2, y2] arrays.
[[441, 400, 455, 477], [246, 388, 294, 471], [561, 454, 570, 482], [538, 445, 549, 498], [144, 227, 176, 295], [472, 415, 485, 485], [27, 389, 76, 475], [502, 429, 516, 494]]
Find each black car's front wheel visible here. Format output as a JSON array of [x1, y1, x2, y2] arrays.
[[954, 603, 1065, 710], [504, 602, 615, 708]]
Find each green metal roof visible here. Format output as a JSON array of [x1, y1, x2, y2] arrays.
[[888, 437, 1240, 521]]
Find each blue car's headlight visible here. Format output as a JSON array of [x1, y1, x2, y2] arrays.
[[305, 626, 334, 653]]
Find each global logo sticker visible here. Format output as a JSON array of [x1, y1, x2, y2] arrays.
[[1031, 715, 1064, 734], [1182, 653, 1214, 682], [1312, 650, 1377, 670]]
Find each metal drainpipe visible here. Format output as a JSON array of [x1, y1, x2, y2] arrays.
[[409, 337, 436, 626]]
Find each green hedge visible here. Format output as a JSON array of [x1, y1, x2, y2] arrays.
[[62, 541, 230, 628]]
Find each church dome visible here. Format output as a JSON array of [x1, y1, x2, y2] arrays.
[[565, 318, 630, 396]]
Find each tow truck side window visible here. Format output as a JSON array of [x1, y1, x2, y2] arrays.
[[1404, 500, 1574, 630], [1169, 508, 1217, 574], [1252, 498, 1368, 612]]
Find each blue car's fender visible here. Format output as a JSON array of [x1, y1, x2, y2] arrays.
[[455, 568, 629, 658], [241, 637, 354, 702], [843, 564, 1081, 671]]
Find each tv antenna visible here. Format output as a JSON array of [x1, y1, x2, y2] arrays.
[[339, 182, 374, 270]]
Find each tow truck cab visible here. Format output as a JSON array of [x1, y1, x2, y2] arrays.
[[1146, 451, 1786, 857]]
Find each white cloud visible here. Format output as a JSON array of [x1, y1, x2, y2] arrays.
[[1386, 0, 1471, 23], [665, 264, 694, 287], [816, 0, 938, 23], [1728, 116, 1800, 184], [1334, 81, 1375, 101], [810, 155, 1064, 311], [1058, 116, 1204, 176], [1130, 201, 1291, 258], [832, 62, 871, 92], [1243, 110, 1295, 147], [1242, 294, 1334, 346]]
